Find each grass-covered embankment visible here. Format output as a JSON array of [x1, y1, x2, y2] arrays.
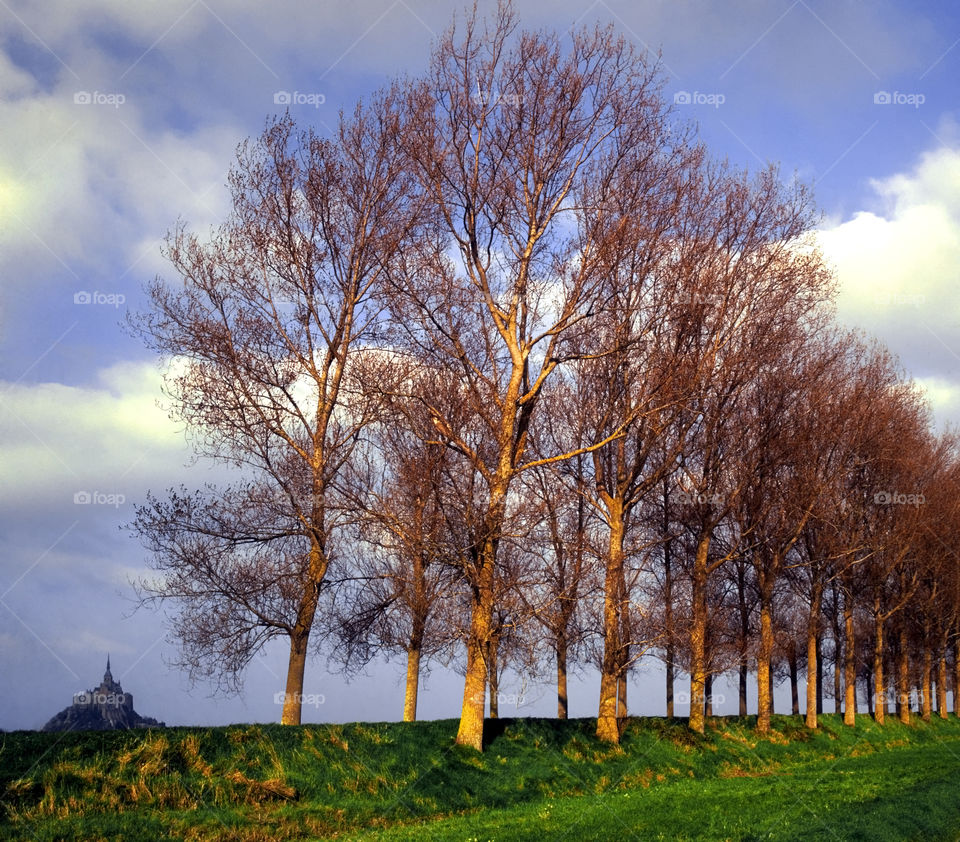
[[2, 714, 960, 840]]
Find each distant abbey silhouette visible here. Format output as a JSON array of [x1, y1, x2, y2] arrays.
[[42, 655, 165, 731]]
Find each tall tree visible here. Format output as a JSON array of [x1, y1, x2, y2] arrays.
[[331, 395, 466, 722], [389, 3, 680, 750], [671, 163, 832, 734], [130, 102, 419, 724]]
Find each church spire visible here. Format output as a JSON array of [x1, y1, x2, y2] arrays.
[[104, 653, 113, 683]]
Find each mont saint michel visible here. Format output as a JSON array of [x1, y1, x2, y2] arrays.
[[42, 657, 165, 732]]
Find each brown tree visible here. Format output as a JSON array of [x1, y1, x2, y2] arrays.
[[388, 3, 681, 750], [331, 402, 466, 722], [130, 102, 420, 725], [670, 164, 831, 734]]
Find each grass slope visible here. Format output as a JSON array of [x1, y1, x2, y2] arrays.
[[2, 714, 959, 841]]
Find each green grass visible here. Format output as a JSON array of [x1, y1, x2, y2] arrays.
[[2, 714, 960, 840]]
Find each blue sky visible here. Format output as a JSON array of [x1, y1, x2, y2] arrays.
[[1, 0, 959, 730]]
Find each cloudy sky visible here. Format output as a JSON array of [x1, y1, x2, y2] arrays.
[[1, 0, 959, 730]]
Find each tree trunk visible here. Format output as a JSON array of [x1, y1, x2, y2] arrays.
[[739, 662, 748, 717], [954, 637, 960, 716], [455, 542, 495, 750], [556, 634, 568, 720], [938, 648, 948, 720], [833, 637, 843, 715], [737, 563, 749, 717], [618, 667, 628, 723], [790, 645, 800, 717], [898, 625, 911, 725], [873, 607, 885, 725], [705, 672, 713, 718], [617, 562, 629, 727], [488, 631, 499, 719], [757, 595, 774, 733], [816, 634, 823, 715], [922, 641, 933, 722], [281, 544, 326, 725], [597, 507, 625, 743], [843, 593, 856, 726], [805, 584, 822, 728], [664, 516, 675, 719], [403, 610, 426, 722], [281, 629, 310, 725], [689, 534, 711, 734], [666, 651, 675, 719], [403, 646, 422, 722]]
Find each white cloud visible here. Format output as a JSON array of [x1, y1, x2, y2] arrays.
[[818, 139, 960, 428], [0, 360, 191, 510]]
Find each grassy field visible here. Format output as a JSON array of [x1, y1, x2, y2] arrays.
[[2, 714, 960, 840]]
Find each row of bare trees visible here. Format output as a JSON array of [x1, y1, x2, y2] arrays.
[[129, 3, 959, 750]]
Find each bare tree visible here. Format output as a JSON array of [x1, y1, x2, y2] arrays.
[[331, 404, 466, 721], [387, 3, 680, 750], [669, 163, 832, 734], [130, 102, 420, 724], [519, 447, 595, 719]]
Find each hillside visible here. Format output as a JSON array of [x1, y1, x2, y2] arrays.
[[2, 715, 960, 840]]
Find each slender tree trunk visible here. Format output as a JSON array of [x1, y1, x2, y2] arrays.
[[488, 631, 499, 719], [806, 584, 823, 728], [281, 629, 310, 725], [938, 648, 948, 720], [831, 580, 843, 715], [833, 638, 843, 715], [403, 605, 426, 722], [898, 625, 911, 725], [816, 635, 823, 715], [666, 650, 675, 718], [705, 672, 713, 718], [597, 507, 625, 743], [281, 544, 326, 725], [739, 662, 748, 717], [954, 637, 960, 716], [738, 563, 749, 717], [403, 646, 422, 722], [556, 634, 568, 720], [790, 645, 800, 716], [664, 514, 675, 719], [757, 594, 774, 734], [617, 563, 629, 727], [769, 663, 775, 717], [618, 668, 628, 723], [922, 639, 933, 722], [873, 606, 885, 725], [689, 534, 711, 734], [843, 593, 856, 726]]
